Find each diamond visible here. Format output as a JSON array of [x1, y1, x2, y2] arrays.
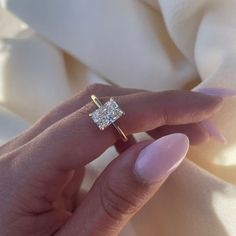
[[90, 98, 124, 130]]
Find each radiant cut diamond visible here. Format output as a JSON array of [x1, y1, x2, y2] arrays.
[[89, 98, 124, 130]]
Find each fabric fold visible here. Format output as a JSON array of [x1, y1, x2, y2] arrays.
[[0, 1, 236, 235]]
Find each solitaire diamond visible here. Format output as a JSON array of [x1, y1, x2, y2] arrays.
[[90, 98, 124, 130]]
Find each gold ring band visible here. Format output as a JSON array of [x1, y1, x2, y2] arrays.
[[89, 95, 128, 142]]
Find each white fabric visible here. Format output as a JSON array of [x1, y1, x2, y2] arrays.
[[0, 1, 236, 235]]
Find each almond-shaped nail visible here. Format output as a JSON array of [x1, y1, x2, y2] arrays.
[[200, 120, 227, 144], [134, 134, 189, 184], [195, 87, 236, 98]]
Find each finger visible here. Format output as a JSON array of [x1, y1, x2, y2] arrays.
[[54, 168, 85, 212], [66, 168, 85, 212], [199, 120, 227, 144], [24, 90, 221, 169], [0, 84, 145, 155], [148, 123, 210, 145], [15, 91, 222, 202], [77, 189, 88, 206], [56, 134, 189, 236]]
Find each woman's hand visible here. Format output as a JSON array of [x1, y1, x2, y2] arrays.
[[0, 84, 222, 236]]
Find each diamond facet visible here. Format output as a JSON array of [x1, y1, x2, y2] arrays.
[[90, 98, 124, 130]]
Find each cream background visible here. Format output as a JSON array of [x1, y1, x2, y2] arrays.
[[0, 1, 236, 235]]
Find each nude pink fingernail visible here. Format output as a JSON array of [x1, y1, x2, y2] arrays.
[[134, 134, 189, 184], [195, 87, 236, 98], [193, 87, 232, 144], [200, 120, 227, 144]]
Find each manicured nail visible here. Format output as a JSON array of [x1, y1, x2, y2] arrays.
[[200, 120, 227, 144], [195, 87, 236, 98], [134, 134, 189, 184]]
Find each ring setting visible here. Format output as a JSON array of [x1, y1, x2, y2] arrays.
[[89, 95, 128, 142]]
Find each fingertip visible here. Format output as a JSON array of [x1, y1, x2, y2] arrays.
[[147, 123, 210, 146], [196, 92, 224, 109], [194, 87, 236, 98], [200, 120, 227, 144], [134, 134, 189, 184]]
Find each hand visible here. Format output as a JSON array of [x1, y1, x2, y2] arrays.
[[0, 84, 222, 236]]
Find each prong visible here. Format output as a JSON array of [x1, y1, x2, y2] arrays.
[[91, 94, 103, 108]]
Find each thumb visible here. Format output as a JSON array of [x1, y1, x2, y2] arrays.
[[56, 134, 189, 236]]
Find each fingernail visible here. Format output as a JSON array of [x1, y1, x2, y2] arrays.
[[200, 120, 227, 144], [193, 87, 230, 144], [194, 87, 236, 98], [134, 134, 189, 184]]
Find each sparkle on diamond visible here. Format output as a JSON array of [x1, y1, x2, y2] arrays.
[[90, 98, 124, 130]]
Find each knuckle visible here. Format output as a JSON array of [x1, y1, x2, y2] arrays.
[[85, 83, 109, 96], [161, 107, 170, 125], [100, 178, 138, 221]]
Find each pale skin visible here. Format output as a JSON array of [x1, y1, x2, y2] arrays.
[[0, 84, 223, 236]]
